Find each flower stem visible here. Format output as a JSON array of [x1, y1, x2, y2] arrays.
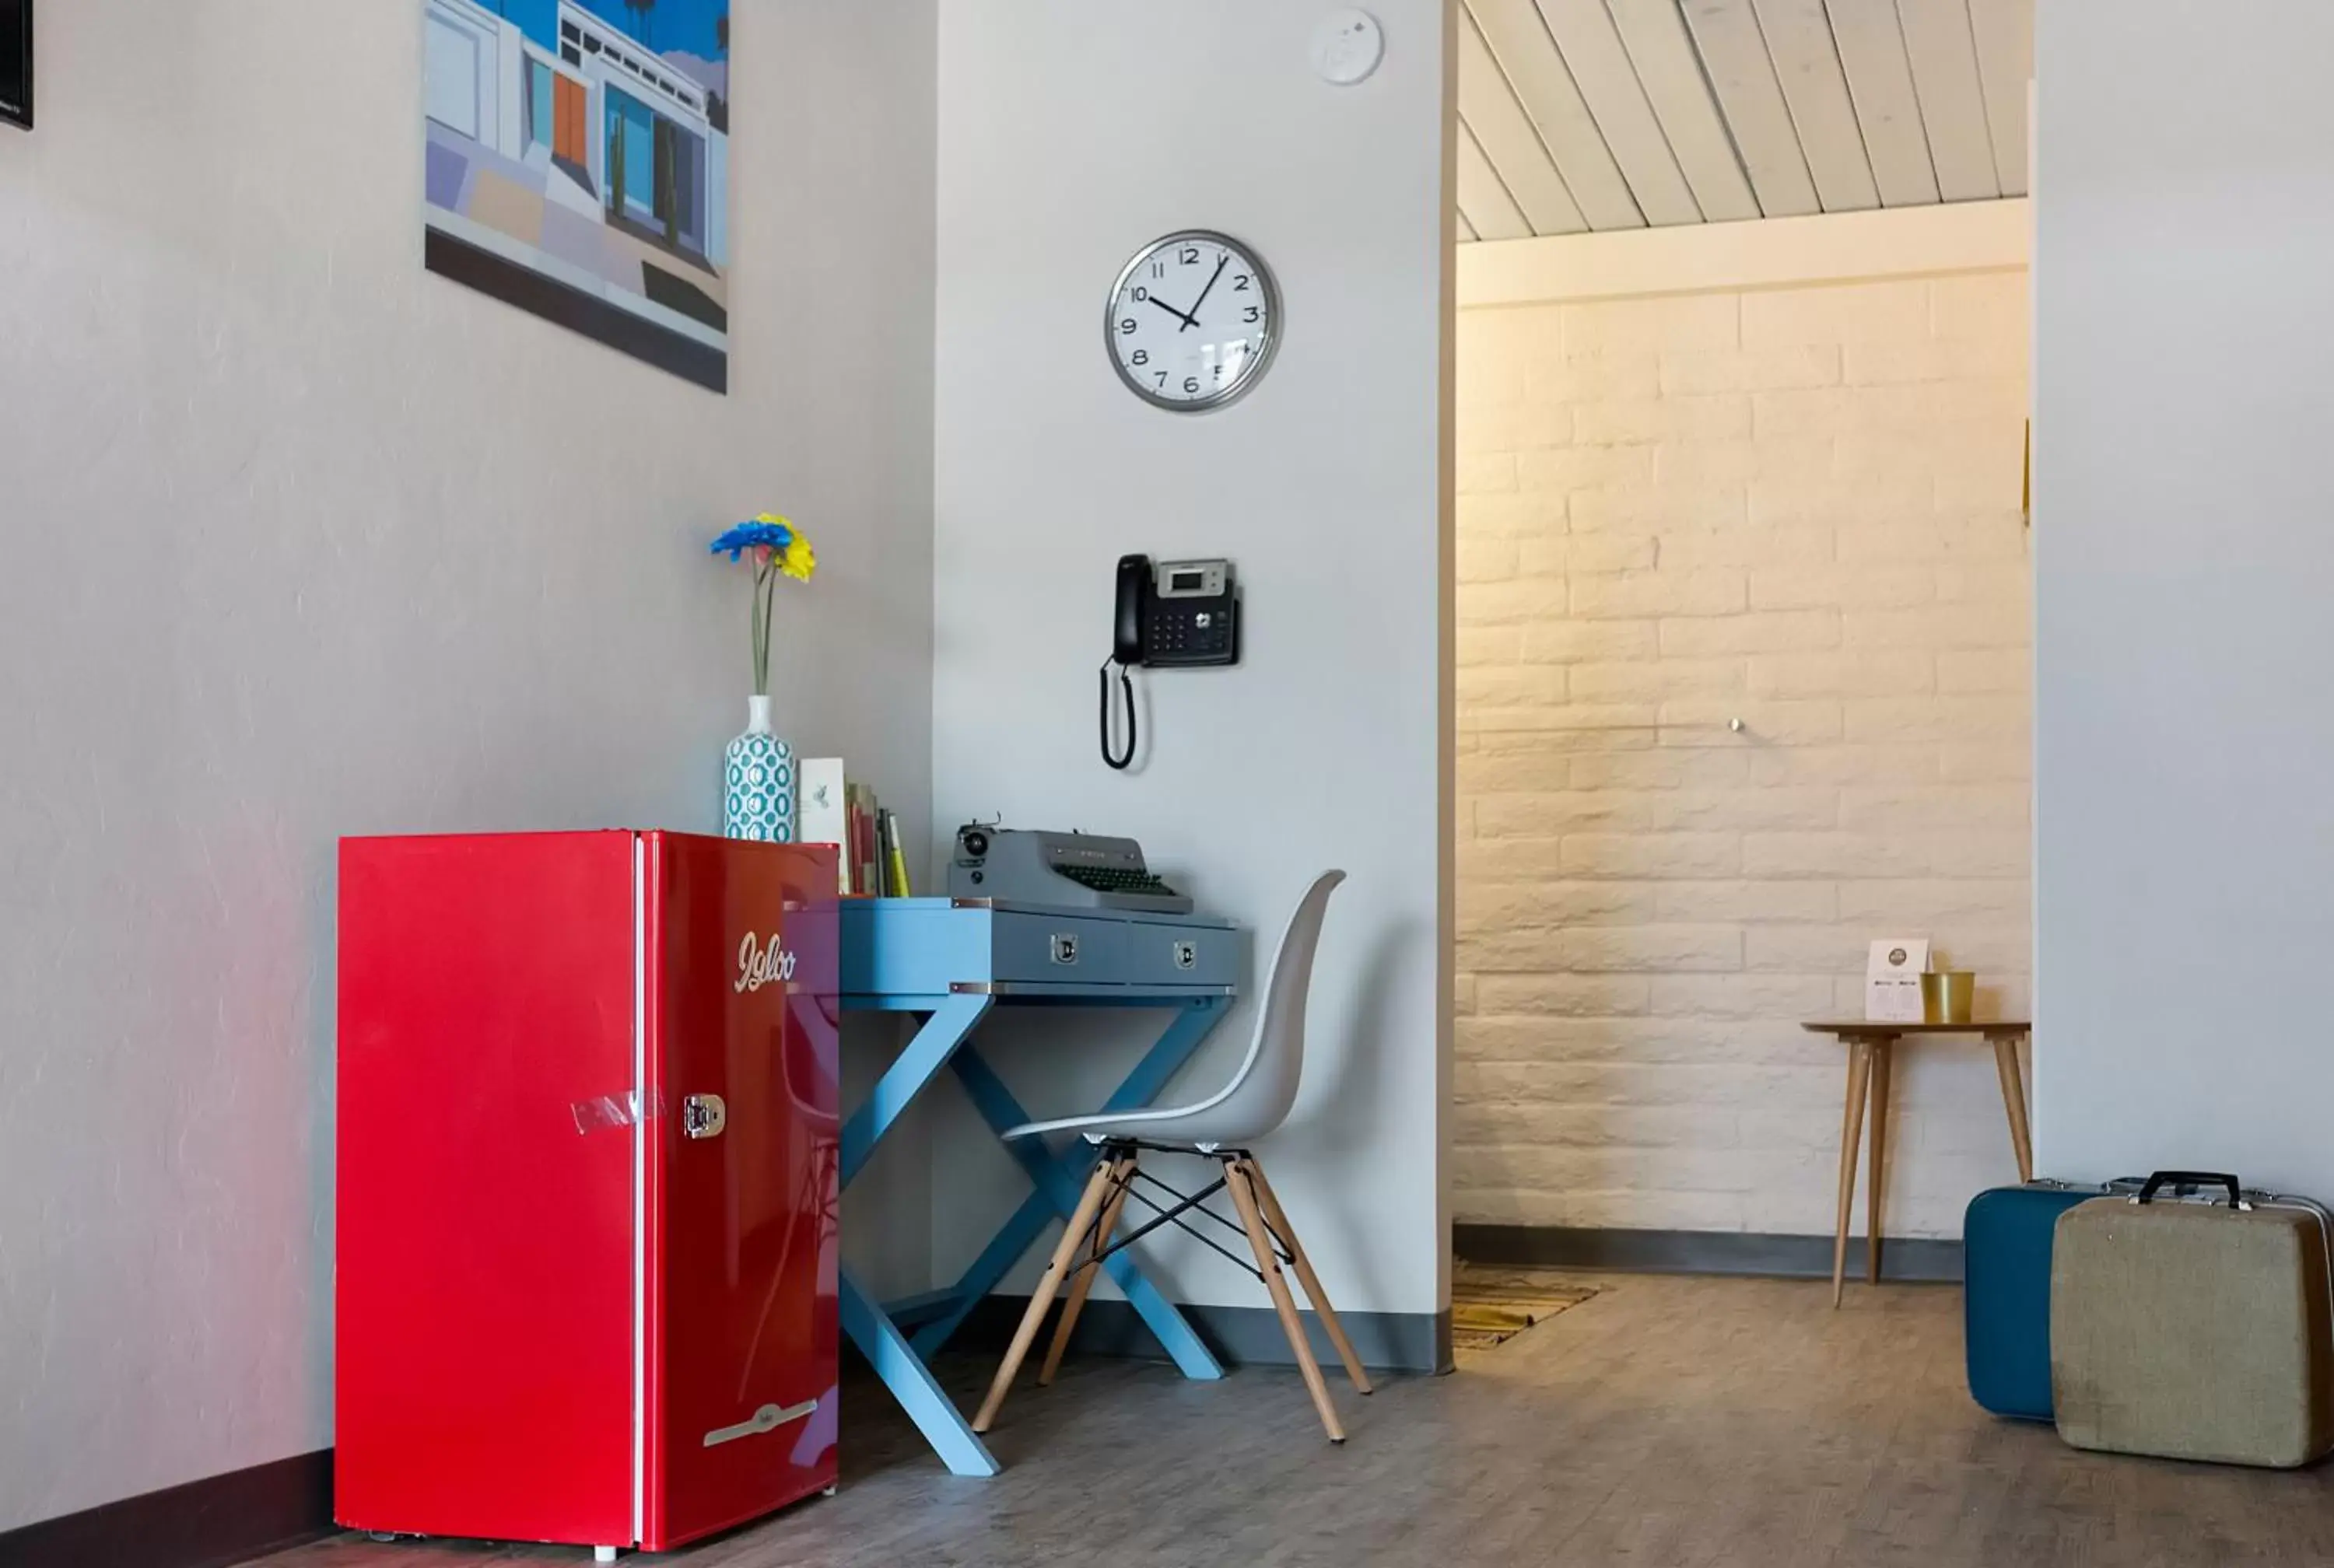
[[751, 559, 776, 695], [749, 561, 763, 695]]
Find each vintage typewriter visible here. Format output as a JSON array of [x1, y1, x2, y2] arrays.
[[947, 824, 1193, 914]]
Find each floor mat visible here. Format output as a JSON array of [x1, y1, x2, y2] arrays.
[[1452, 1265, 1599, 1355]]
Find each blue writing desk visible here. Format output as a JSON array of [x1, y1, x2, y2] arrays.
[[837, 898, 1241, 1476]]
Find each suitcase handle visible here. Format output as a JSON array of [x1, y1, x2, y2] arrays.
[[2132, 1171, 2248, 1210]]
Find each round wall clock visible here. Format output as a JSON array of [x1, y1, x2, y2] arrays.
[[1106, 231, 1282, 413]]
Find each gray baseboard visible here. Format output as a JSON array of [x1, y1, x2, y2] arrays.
[[948, 1295, 1455, 1376], [0, 1450, 334, 1568], [1457, 1224, 1965, 1284]]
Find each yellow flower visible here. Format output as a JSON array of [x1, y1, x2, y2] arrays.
[[778, 529, 817, 583]]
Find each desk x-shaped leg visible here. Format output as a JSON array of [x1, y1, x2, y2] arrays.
[[836, 993, 1229, 1477], [916, 999, 1230, 1378]]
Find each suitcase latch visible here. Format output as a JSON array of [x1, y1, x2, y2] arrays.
[[683, 1094, 727, 1140]]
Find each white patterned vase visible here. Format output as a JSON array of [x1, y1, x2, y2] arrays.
[[724, 695, 796, 843]]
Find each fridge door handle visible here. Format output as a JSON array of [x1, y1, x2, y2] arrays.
[[703, 1398, 818, 1447], [682, 1094, 727, 1139]]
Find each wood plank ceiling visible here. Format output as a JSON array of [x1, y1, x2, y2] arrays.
[[1456, 0, 2032, 242]]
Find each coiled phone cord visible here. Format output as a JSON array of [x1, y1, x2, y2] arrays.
[[1099, 659, 1137, 771]]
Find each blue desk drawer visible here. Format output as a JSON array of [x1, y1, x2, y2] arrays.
[[840, 899, 1239, 997], [1121, 919, 1238, 988], [989, 912, 1129, 982]]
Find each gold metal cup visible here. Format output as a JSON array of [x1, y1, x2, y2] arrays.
[[1921, 971, 1976, 1025]]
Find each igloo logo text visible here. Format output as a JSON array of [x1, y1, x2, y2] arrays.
[[734, 933, 799, 994]]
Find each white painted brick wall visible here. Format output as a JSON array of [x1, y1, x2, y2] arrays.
[[1456, 268, 2031, 1241]]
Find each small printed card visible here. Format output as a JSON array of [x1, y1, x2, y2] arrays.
[[1866, 939, 1931, 1023]]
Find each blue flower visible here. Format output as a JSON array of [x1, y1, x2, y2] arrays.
[[710, 517, 796, 562]]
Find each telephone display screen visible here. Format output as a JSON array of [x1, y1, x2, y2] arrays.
[[1170, 571, 1205, 592]]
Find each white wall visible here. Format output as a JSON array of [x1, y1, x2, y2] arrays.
[[1455, 206, 2033, 1240], [2031, 2, 2334, 1191], [0, 0, 937, 1531], [929, 0, 1453, 1321]]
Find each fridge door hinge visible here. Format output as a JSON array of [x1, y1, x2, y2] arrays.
[[682, 1094, 727, 1139]]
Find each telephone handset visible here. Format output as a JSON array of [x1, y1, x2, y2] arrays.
[[1114, 555, 1148, 667], [1101, 555, 1239, 770]]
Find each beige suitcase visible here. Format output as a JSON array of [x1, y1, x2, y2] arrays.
[[2051, 1171, 2334, 1468]]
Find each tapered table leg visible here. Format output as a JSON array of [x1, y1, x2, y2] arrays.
[[1990, 1031, 2034, 1183], [1866, 1039, 1893, 1286], [1832, 1038, 1874, 1308]]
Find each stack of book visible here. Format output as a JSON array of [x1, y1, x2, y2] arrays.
[[799, 758, 913, 898]]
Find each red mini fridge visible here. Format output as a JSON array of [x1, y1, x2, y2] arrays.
[[336, 831, 839, 1555]]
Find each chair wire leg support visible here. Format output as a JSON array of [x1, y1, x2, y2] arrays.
[[1095, 1167, 1269, 1281]]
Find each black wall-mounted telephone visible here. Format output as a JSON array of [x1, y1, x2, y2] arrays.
[[1102, 555, 1240, 770]]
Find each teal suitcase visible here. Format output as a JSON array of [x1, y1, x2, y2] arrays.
[[1965, 1181, 2112, 1421]]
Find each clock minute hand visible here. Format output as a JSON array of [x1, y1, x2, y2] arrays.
[[1148, 295, 1200, 329], [1179, 256, 1231, 332]]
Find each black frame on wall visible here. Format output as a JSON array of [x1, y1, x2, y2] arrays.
[[0, 0, 28, 131]]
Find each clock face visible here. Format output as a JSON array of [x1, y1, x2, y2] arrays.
[[1106, 231, 1281, 412]]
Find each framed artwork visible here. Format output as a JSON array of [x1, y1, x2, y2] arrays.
[[422, 0, 731, 392], [1, 0, 30, 132]]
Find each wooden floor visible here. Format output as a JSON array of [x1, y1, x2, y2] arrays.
[[252, 1272, 2334, 1567]]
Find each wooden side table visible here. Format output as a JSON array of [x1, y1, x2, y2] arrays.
[[1801, 1020, 2034, 1307]]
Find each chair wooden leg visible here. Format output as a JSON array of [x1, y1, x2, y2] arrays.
[[1242, 1158, 1372, 1395], [973, 1153, 1119, 1434], [1832, 1038, 1873, 1309], [1866, 1040, 1893, 1286], [1992, 1031, 2035, 1183], [1225, 1158, 1345, 1444], [1039, 1155, 1136, 1387]]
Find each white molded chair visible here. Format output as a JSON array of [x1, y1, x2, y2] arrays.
[[972, 870, 1370, 1443]]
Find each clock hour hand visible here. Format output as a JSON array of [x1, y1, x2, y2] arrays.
[[1180, 255, 1230, 331], [1148, 295, 1200, 329]]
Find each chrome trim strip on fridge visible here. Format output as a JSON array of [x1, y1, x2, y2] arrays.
[[631, 833, 647, 1545]]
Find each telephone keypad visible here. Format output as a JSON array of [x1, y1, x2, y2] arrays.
[[1147, 602, 1238, 665]]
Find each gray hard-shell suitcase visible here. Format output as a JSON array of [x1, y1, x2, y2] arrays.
[[2051, 1171, 2334, 1468]]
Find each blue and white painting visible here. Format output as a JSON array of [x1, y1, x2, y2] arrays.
[[423, 0, 731, 391]]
